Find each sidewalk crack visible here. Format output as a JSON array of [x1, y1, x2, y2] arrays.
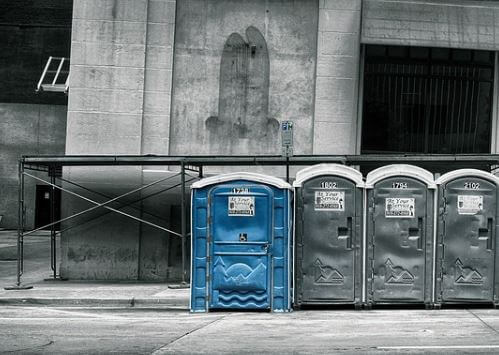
[[467, 309, 499, 335], [150, 314, 228, 354]]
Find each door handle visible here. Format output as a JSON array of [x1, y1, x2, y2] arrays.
[[408, 218, 423, 250], [338, 217, 353, 250], [261, 243, 269, 253], [479, 218, 493, 250]]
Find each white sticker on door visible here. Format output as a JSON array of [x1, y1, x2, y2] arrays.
[[228, 196, 255, 216], [457, 195, 483, 215], [385, 198, 415, 218], [314, 191, 345, 211]]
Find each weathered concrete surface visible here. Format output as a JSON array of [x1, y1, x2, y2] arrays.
[[58, 171, 186, 281], [142, 0, 176, 156], [0, 230, 53, 286], [362, 0, 499, 50], [170, 0, 318, 155], [0, 104, 67, 229], [0, 229, 188, 308], [313, 0, 361, 154], [64, 0, 178, 281], [0, 0, 71, 105], [1, 307, 499, 354]]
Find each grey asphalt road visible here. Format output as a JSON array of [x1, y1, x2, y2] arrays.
[[1, 306, 499, 354]]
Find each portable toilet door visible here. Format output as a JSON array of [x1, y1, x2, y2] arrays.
[[435, 169, 499, 307], [190, 172, 293, 312], [365, 165, 436, 307], [293, 164, 364, 308]]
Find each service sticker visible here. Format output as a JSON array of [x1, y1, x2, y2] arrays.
[[385, 198, 415, 218], [228, 196, 255, 216], [457, 195, 483, 215], [314, 191, 345, 211]]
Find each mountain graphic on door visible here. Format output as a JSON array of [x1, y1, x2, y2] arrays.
[[313, 258, 344, 284], [213, 257, 267, 291], [454, 258, 483, 285], [384, 258, 414, 284]]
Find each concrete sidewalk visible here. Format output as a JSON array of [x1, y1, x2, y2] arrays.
[[0, 229, 190, 309], [0, 282, 190, 308]]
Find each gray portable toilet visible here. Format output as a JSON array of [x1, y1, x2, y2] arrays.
[[365, 165, 436, 307], [293, 164, 364, 308], [435, 169, 499, 307]]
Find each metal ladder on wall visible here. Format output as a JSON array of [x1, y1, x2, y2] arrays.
[[36, 56, 70, 94]]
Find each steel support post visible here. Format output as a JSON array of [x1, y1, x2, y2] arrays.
[[5, 160, 32, 290], [286, 157, 290, 183], [50, 168, 57, 279], [18, 162, 24, 285], [181, 161, 187, 286]]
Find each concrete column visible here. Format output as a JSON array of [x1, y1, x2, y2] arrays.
[[63, 0, 150, 280], [313, 0, 362, 154], [141, 0, 176, 155], [67, 0, 148, 155]]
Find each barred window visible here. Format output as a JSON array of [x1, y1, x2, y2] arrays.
[[361, 45, 495, 154]]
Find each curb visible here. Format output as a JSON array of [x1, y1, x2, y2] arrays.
[[0, 297, 189, 309]]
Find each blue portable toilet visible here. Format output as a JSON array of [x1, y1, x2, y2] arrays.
[[190, 172, 293, 312]]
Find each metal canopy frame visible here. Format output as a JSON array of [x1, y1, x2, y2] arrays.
[[7, 153, 499, 289]]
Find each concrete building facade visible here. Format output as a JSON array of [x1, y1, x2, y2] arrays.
[[0, 1, 71, 230], [2, 0, 499, 281]]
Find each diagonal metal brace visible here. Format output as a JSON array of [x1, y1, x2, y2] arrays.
[[23, 172, 183, 238]]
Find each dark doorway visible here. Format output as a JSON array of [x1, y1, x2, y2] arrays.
[[34, 185, 61, 230], [362, 45, 495, 155]]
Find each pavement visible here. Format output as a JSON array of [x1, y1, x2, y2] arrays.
[[0, 229, 190, 309], [2, 230, 499, 353]]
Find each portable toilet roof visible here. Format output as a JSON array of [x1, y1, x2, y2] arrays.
[[365, 164, 436, 189], [293, 163, 365, 188], [435, 168, 499, 185], [191, 172, 292, 190]]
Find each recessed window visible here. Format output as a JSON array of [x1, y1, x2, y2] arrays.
[[361, 45, 495, 154]]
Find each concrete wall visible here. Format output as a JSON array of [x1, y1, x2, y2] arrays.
[[63, 0, 178, 280], [61, 0, 499, 280], [361, 0, 499, 155], [0, 0, 72, 105], [0, 1, 71, 229], [362, 0, 499, 50], [170, 0, 319, 155], [0, 104, 67, 229], [313, 0, 362, 154]]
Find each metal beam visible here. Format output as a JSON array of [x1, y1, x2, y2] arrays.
[[20, 154, 499, 168]]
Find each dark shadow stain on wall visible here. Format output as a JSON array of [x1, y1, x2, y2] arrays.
[[206, 26, 279, 154]]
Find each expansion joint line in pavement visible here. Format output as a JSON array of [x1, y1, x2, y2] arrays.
[[467, 308, 499, 335], [151, 314, 229, 353]]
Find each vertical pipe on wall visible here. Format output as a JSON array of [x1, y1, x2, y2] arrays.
[[491, 52, 499, 153], [355, 1, 364, 154], [361, 187, 367, 303]]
